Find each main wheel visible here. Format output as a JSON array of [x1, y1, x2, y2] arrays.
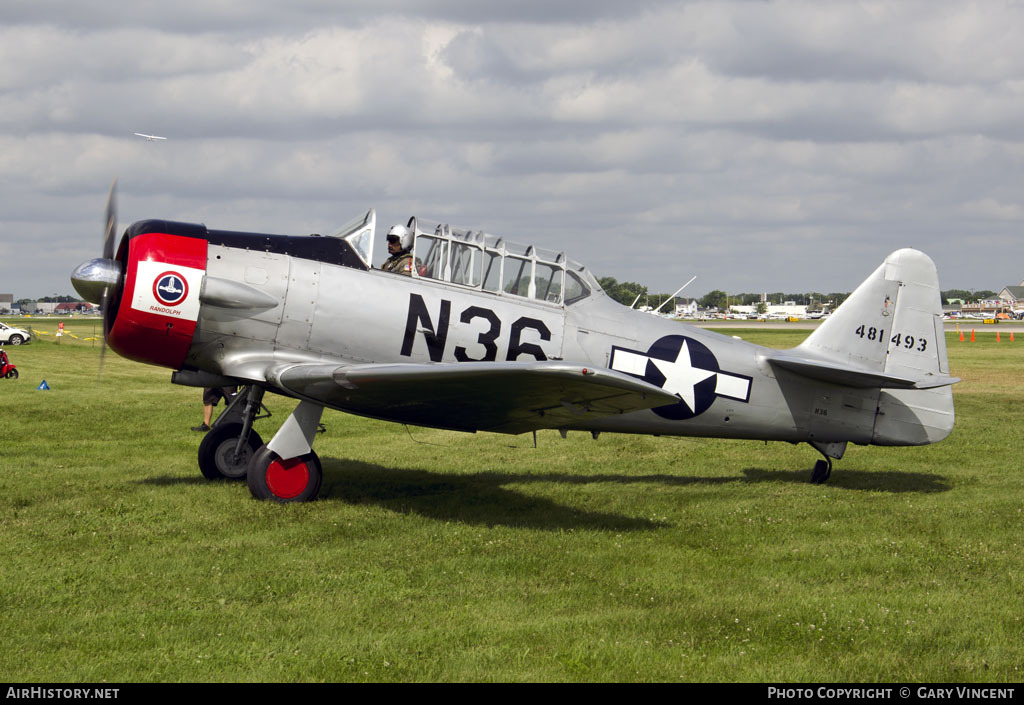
[[811, 459, 831, 485], [247, 446, 322, 503], [5, 369, 17, 379], [7, 335, 23, 345], [198, 423, 265, 481]]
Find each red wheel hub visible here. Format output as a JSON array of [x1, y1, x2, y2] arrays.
[[265, 456, 310, 499]]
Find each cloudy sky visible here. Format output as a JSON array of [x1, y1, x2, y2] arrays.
[[2, 0, 1022, 300]]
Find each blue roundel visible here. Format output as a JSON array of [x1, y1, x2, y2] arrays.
[[642, 335, 721, 420], [610, 335, 752, 421], [153, 272, 188, 306]]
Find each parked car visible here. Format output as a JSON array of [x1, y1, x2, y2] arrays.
[[0, 321, 31, 345]]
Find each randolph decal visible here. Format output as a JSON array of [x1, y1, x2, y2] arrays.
[[131, 260, 205, 322]]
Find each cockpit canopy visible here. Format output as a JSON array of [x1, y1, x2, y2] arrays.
[[331, 209, 601, 306], [330, 209, 376, 266]]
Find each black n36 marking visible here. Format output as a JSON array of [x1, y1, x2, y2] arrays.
[[402, 293, 552, 362]]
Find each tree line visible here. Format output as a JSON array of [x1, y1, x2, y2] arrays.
[[14, 295, 78, 305], [598, 277, 850, 311], [598, 277, 998, 312]]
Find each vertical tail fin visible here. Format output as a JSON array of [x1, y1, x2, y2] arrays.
[[797, 249, 955, 445], [800, 249, 949, 379]]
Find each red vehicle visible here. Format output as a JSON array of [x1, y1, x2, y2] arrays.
[[0, 347, 17, 379]]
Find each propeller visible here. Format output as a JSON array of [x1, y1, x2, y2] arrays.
[[71, 178, 122, 376], [98, 179, 117, 373], [103, 178, 116, 262]]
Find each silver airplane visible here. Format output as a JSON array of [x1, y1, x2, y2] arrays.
[[72, 184, 957, 502]]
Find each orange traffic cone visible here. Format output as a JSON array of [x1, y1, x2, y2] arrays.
[[997, 332, 1001, 342], [971, 329, 976, 342], [959, 330, 964, 342]]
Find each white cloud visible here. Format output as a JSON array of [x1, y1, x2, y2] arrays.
[[2, 1, 1024, 299]]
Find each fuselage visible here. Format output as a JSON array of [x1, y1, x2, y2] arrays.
[[188, 234, 869, 445]]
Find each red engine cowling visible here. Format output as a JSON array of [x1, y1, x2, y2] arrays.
[[107, 229, 208, 369]]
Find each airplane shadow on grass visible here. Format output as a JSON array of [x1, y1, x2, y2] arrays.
[[319, 460, 664, 531], [143, 460, 950, 531], [314, 459, 952, 530]]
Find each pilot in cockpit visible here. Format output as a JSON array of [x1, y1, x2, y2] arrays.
[[381, 224, 420, 276]]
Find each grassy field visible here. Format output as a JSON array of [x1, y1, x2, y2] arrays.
[[1, 318, 1022, 682]]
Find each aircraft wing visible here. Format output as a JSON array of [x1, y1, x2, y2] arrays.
[[766, 352, 960, 389], [264, 360, 681, 434]]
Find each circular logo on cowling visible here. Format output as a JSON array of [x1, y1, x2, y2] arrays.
[[153, 271, 188, 307]]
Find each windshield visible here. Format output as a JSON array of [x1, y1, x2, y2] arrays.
[[328, 209, 375, 268]]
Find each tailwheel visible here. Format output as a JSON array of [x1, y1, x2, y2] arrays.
[[808, 441, 844, 485], [198, 423, 265, 481], [810, 458, 833, 485], [247, 445, 322, 503], [5, 369, 17, 379]]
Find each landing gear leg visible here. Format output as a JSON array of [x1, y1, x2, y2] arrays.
[[197, 385, 269, 480], [247, 400, 325, 502]]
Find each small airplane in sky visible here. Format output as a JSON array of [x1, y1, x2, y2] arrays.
[[71, 181, 958, 502], [133, 133, 167, 141]]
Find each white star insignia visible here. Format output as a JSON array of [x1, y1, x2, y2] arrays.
[[650, 340, 716, 412]]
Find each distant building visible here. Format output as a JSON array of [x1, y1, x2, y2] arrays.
[[955, 281, 1024, 315], [674, 299, 699, 317], [0, 293, 12, 313], [962, 298, 1006, 316], [998, 286, 1024, 311], [55, 302, 96, 315], [730, 304, 811, 318]]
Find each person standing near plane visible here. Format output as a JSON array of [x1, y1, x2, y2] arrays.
[[191, 386, 238, 432], [381, 224, 419, 276]]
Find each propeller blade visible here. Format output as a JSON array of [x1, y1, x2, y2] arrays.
[[103, 178, 117, 261], [70, 178, 122, 380], [97, 301, 108, 381], [100, 178, 118, 378]]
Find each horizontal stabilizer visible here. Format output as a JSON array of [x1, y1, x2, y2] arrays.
[[767, 352, 959, 390], [265, 360, 681, 434]]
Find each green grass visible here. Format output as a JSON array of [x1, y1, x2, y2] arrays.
[[1, 318, 1023, 682]]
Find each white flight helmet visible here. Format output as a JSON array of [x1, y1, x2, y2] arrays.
[[386, 224, 413, 251]]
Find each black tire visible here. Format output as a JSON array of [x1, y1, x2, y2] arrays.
[[5, 369, 17, 379], [247, 445, 322, 503], [7, 335, 23, 345], [811, 459, 830, 485], [198, 423, 265, 481]]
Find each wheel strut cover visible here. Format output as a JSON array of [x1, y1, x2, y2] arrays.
[[266, 457, 310, 499]]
